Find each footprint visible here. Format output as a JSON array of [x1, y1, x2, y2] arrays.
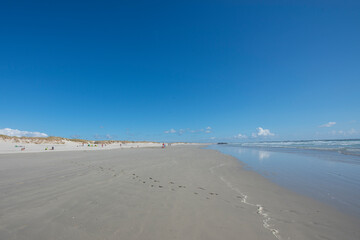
[[194, 192, 198, 195], [159, 186, 163, 188], [169, 182, 174, 184], [143, 181, 146, 184], [151, 185, 154, 187], [198, 187, 206, 190], [149, 177, 152, 180]]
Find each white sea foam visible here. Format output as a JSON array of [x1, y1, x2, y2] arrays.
[[238, 139, 360, 156], [209, 164, 281, 239]]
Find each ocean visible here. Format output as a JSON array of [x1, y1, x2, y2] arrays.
[[239, 139, 360, 157], [207, 139, 360, 218]]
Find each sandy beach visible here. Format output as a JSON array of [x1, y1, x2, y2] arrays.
[[0, 135, 184, 154], [0, 145, 359, 240]]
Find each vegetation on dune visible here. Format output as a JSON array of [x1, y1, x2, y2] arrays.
[[68, 138, 91, 144], [94, 140, 157, 144], [0, 135, 158, 144], [0, 135, 66, 144]]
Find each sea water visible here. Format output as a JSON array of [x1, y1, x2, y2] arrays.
[[207, 139, 360, 218]]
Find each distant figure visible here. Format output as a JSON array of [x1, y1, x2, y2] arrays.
[[102, 144, 104, 147], [21, 147, 25, 151], [51, 146, 54, 150], [162, 143, 165, 148]]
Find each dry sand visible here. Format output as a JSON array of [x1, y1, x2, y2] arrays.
[[0, 146, 359, 240], [0, 137, 180, 154]]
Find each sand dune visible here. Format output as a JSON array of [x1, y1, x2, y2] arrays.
[[0, 135, 195, 154]]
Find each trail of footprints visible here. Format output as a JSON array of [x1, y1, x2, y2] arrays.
[[73, 161, 249, 204], [70, 161, 280, 239], [130, 172, 225, 201]]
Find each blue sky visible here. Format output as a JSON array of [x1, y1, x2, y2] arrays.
[[1, 0, 360, 142]]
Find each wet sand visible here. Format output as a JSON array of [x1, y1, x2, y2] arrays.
[[0, 146, 359, 240], [208, 144, 360, 218]]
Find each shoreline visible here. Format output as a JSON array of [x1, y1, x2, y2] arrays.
[[0, 146, 359, 239], [208, 144, 360, 219], [204, 147, 360, 239]]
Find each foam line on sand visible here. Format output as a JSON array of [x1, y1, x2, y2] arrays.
[[210, 163, 281, 239]]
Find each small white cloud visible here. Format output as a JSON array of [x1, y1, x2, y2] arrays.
[[178, 129, 185, 135], [252, 127, 274, 137], [204, 127, 212, 133], [234, 133, 247, 139], [320, 122, 336, 128], [0, 128, 48, 137], [348, 128, 357, 135], [164, 129, 176, 134], [210, 137, 216, 140]]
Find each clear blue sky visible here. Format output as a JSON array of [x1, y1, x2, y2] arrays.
[[1, 0, 360, 142]]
